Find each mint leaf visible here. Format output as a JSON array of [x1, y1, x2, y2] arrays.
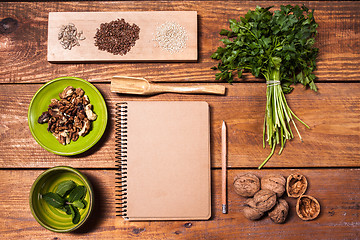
[[42, 192, 65, 208], [68, 186, 87, 202], [60, 205, 72, 215], [56, 180, 76, 197], [69, 205, 81, 224], [72, 200, 85, 209]]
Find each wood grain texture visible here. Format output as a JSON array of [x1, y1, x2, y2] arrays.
[[0, 1, 359, 83], [0, 169, 358, 239], [48, 11, 197, 62], [0, 82, 358, 168]]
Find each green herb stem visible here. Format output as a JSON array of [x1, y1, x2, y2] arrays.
[[259, 68, 311, 168], [212, 5, 318, 169]]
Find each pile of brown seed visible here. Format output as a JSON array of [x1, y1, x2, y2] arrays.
[[94, 18, 140, 55]]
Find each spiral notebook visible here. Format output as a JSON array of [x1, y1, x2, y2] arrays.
[[115, 101, 211, 221]]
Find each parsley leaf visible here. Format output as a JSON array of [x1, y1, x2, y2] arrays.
[[212, 5, 319, 168]]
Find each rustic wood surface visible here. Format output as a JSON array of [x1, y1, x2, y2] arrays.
[[0, 83, 358, 168], [0, 1, 359, 83], [0, 1, 359, 239], [0, 169, 359, 239]]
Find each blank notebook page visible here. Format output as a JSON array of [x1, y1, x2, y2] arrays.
[[124, 101, 211, 220]]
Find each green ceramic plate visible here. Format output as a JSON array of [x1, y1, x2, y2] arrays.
[[28, 77, 107, 155], [29, 166, 94, 232]]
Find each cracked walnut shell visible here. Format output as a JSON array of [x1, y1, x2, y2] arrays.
[[233, 173, 260, 197], [296, 195, 320, 221], [286, 173, 308, 198], [261, 174, 286, 197]]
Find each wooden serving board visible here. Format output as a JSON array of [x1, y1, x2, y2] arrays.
[[47, 11, 197, 62]]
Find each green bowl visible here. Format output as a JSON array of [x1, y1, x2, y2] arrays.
[[29, 166, 94, 232], [28, 76, 108, 155]]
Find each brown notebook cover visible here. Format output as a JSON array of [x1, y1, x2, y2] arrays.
[[115, 101, 211, 220]]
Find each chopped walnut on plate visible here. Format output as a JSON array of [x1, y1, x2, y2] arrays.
[[38, 86, 97, 145]]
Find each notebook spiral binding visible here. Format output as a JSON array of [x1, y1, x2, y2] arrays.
[[115, 102, 129, 219]]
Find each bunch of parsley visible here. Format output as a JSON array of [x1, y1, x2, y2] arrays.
[[211, 5, 319, 168]]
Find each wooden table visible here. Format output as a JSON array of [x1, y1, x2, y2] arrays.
[[0, 1, 359, 239]]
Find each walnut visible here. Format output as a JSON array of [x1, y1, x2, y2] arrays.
[[38, 111, 51, 123], [77, 110, 86, 120], [60, 130, 70, 145], [85, 104, 97, 121], [73, 116, 82, 129], [47, 118, 56, 132], [75, 88, 85, 97], [233, 173, 260, 197], [48, 108, 61, 118], [59, 98, 70, 106], [268, 199, 289, 224], [78, 118, 91, 136], [53, 130, 70, 145], [287, 173, 308, 198], [38, 86, 97, 145], [83, 95, 90, 105], [71, 132, 79, 142], [296, 195, 320, 221], [48, 98, 60, 108], [261, 174, 286, 197], [59, 86, 75, 99], [252, 189, 277, 212], [243, 198, 264, 220]]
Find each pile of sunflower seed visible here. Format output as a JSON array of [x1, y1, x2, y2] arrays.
[[58, 23, 86, 50], [153, 21, 188, 54]]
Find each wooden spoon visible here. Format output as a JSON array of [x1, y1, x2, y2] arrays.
[[111, 76, 226, 95]]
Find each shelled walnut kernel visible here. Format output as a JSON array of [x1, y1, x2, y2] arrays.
[[38, 86, 97, 145]]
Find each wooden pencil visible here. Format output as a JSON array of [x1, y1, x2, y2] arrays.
[[221, 120, 227, 214]]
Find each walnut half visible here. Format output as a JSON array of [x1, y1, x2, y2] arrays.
[[286, 173, 308, 198], [296, 195, 320, 221]]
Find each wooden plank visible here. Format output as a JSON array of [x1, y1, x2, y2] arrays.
[[0, 1, 359, 83], [0, 169, 358, 239], [0, 82, 358, 168], [48, 11, 197, 62]]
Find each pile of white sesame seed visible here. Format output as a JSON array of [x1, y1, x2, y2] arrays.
[[153, 22, 188, 54]]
